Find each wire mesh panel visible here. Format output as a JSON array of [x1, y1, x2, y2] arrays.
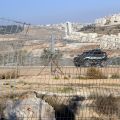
[[0, 19, 120, 120]]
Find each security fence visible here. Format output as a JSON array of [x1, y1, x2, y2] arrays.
[[0, 18, 120, 120]]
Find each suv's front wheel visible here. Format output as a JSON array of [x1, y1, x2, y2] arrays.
[[100, 61, 107, 67]]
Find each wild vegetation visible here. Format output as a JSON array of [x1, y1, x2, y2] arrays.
[[111, 73, 120, 79], [86, 67, 107, 79], [0, 70, 19, 79], [41, 48, 62, 66], [95, 95, 120, 119], [0, 25, 24, 34], [79, 24, 120, 35]]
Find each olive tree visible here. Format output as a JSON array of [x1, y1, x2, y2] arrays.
[[41, 48, 62, 66]]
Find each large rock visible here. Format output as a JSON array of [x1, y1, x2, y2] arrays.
[[3, 92, 55, 120]]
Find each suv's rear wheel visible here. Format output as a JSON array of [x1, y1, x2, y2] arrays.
[[74, 63, 80, 67], [74, 57, 81, 67], [84, 60, 91, 67]]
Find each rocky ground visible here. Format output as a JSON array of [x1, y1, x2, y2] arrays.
[[0, 25, 120, 67], [0, 67, 120, 119], [0, 85, 120, 120]]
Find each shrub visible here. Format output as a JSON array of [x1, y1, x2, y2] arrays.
[[0, 70, 19, 79], [75, 75, 87, 79], [95, 95, 119, 116], [111, 74, 120, 79], [59, 87, 73, 93], [54, 76, 60, 80], [86, 67, 107, 79], [41, 48, 62, 66], [0, 100, 6, 119], [3, 83, 10, 85], [64, 76, 69, 80]]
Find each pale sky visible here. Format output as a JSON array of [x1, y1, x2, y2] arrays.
[[0, 0, 120, 24]]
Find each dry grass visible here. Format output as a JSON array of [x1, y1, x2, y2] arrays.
[[57, 87, 73, 93], [86, 67, 107, 79], [0, 70, 19, 79], [111, 74, 120, 79], [95, 95, 120, 116]]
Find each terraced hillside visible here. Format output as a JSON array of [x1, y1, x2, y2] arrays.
[[79, 24, 120, 35]]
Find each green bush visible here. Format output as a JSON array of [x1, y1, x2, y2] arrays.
[[87, 67, 107, 79]]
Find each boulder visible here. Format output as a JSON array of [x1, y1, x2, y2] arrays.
[[3, 92, 55, 120]]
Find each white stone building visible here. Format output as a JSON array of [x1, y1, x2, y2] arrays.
[[65, 22, 73, 36], [95, 18, 107, 26], [95, 13, 120, 26]]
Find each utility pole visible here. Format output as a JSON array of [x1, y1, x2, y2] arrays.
[[50, 34, 55, 53], [50, 34, 55, 74]]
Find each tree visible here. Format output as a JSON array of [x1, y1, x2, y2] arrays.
[[41, 48, 62, 66]]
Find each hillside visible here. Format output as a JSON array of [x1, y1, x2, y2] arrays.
[[79, 24, 120, 35]]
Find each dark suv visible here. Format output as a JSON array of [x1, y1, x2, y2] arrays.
[[73, 49, 108, 67]]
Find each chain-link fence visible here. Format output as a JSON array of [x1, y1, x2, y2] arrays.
[[0, 18, 120, 120]]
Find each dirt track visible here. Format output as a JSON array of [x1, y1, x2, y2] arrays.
[[0, 66, 119, 76]]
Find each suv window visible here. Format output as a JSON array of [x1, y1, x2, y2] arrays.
[[94, 51, 102, 54]]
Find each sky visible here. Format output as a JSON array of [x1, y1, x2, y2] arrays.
[[0, 0, 120, 25]]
